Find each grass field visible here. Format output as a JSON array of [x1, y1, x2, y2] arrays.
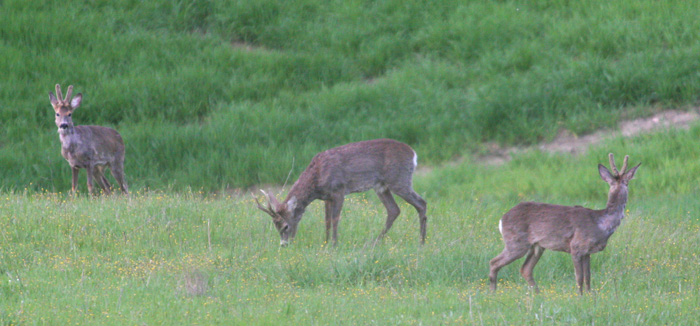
[[2, 126, 699, 324], [2, 0, 700, 324], [2, 0, 700, 190]]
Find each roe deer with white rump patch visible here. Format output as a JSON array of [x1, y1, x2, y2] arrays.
[[255, 139, 427, 246], [49, 84, 128, 195], [489, 153, 640, 294]]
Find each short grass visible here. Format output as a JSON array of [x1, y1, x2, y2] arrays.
[[2, 0, 700, 191], [2, 126, 699, 325]]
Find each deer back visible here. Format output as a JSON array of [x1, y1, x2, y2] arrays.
[[500, 202, 605, 253], [296, 138, 417, 199]]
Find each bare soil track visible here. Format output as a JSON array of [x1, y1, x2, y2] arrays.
[[477, 109, 700, 166]]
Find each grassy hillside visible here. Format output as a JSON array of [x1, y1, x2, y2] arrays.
[[3, 2, 700, 323], [2, 126, 699, 324], [1, 0, 700, 191]]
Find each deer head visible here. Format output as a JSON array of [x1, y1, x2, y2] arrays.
[[598, 153, 641, 205], [49, 84, 83, 134], [254, 190, 300, 246]]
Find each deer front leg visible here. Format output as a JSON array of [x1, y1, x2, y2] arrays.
[[572, 254, 585, 295], [86, 166, 96, 196], [71, 166, 79, 194], [582, 254, 592, 292]]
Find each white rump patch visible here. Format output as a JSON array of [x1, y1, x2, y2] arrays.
[[498, 219, 503, 235], [413, 151, 418, 168]]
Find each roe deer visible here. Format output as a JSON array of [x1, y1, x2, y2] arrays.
[[49, 84, 128, 195], [255, 138, 428, 246], [489, 153, 640, 294]]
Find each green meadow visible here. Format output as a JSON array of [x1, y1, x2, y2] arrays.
[[2, 0, 700, 324], [2, 128, 700, 324]]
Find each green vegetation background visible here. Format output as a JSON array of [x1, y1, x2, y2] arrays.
[[2, 0, 699, 191], [2, 1, 700, 324]]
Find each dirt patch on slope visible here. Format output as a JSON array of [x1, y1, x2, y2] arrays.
[[477, 109, 700, 165]]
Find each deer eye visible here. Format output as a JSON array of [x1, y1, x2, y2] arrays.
[[55, 113, 59, 117], [68, 113, 71, 117]]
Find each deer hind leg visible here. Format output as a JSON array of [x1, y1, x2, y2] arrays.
[[99, 165, 112, 192], [489, 244, 530, 292], [392, 188, 427, 244], [110, 163, 128, 195], [329, 195, 345, 246], [101, 175, 112, 191], [520, 245, 545, 293], [324, 200, 332, 244], [374, 188, 400, 242], [94, 166, 111, 195], [111, 166, 129, 195]]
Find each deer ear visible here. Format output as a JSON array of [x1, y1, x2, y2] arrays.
[[70, 93, 82, 109], [49, 92, 59, 107], [598, 164, 615, 184], [621, 163, 641, 183]]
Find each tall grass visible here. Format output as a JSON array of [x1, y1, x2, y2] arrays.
[[1, 0, 700, 191]]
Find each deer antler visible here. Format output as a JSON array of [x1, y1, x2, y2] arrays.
[[55, 84, 64, 102], [608, 153, 619, 176], [252, 190, 274, 215], [619, 155, 629, 175], [261, 189, 281, 208], [64, 85, 73, 102]]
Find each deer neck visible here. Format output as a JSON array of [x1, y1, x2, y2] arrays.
[[285, 187, 314, 211], [598, 186, 628, 236], [284, 173, 318, 218], [58, 126, 79, 149]]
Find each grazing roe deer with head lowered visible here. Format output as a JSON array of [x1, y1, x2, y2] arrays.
[[255, 138, 428, 246], [489, 153, 640, 294], [49, 84, 128, 195]]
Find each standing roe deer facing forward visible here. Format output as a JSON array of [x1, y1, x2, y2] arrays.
[[49, 84, 128, 195], [255, 139, 428, 246], [489, 153, 640, 294]]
